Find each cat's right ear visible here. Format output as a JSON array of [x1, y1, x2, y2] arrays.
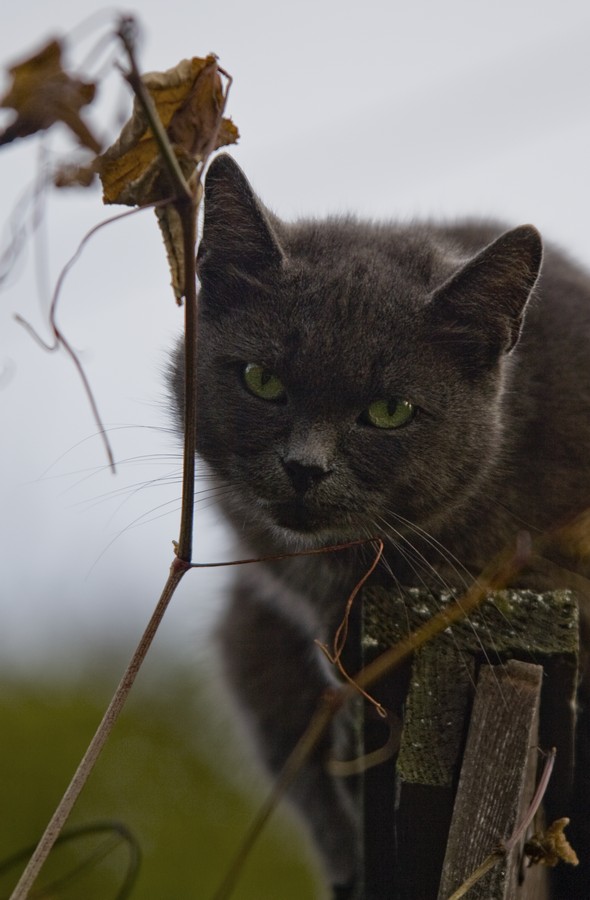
[[197, 154, 284, 292], [427, 224, 543, 366]]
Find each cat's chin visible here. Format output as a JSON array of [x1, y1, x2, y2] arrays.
[[268, 522, 347, 553], [271, 501, 327, 532], [260, 501, 359, 550], [268, 497, 360, 535]]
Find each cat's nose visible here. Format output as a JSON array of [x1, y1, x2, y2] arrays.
[[280, 457, 331, 494]]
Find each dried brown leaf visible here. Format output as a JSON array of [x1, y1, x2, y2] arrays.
[[98, 54, 238, 207], [0, 39, 101, 152], [54, 158, 98, 189], [155, 181, 203, 302], [525, 817, 579, 868]]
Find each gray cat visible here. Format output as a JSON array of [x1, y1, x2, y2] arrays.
[[170, 154, 590, 898]]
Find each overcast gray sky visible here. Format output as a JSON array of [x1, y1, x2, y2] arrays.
[[1, 0, 590, 671]]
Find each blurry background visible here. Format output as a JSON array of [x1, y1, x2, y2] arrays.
[[1, 0, 590, 896]]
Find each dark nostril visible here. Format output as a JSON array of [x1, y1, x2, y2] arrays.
[[281, 457, 331, 493]]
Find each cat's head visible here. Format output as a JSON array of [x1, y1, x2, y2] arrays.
[[173, 155, 542, 550]]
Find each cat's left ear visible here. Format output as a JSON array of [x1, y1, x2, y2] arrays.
[[197, 154, 284, 292], [429, 225, 543, 363]]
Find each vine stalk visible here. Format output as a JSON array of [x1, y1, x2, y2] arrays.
[[8, 22, 202, 897]]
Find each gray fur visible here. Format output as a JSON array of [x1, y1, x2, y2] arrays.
[[169, 154, 590, 894]]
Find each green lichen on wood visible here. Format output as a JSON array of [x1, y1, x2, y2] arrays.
[[362, 587, 579, 659], [396, 641, 474, 786], [361, 588, 578, 789]]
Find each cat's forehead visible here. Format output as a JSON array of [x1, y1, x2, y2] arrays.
[[276, 227, 446, 343], [201, 217, 478, 403], [217, 224, 449, 353], [281, 218, 458, 288], [239, 267, 445, 403]]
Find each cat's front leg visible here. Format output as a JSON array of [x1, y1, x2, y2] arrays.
[[216, 577, 361, 893]]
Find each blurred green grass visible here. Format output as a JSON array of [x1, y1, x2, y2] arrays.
[[0, 656, 324, 899]]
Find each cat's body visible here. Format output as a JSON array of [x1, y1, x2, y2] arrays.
[[170, 155, 590, 897]]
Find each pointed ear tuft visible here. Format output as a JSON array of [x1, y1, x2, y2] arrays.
[[197, 154, 283, 289], [429, 224, 543, 365]]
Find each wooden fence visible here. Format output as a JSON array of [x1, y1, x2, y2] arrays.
[[359, 588, 579, 899]]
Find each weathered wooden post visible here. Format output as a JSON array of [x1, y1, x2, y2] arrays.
[[360, 588, 579, 899]]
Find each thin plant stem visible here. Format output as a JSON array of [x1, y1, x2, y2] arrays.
[[446, 748, 557, 900], [1, 820, 140, 900], [188, 537, 382, 568], [8, 558, 189, 900], [445, 851, 504, 900], [504, 747, 556, 853], [175, 195, 198, 562], [116, 17, 192, 202], [8, 23, 203, 897], [15, 206, 150, 473]]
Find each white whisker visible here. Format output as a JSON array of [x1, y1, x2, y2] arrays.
[[371, 513, 509, 698]]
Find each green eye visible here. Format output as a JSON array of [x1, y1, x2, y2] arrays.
[[364, 399, 415, 429], [243, 363, 286, 401]]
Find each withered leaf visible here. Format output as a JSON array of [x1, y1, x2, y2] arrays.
[[98, 53, 237, 301], [98, 54, 239, 207], [0, 39, 101, 152], [525, 817, 579, 868], [167, 57, 237, 159], [155, 181, 203, 303], [54, 158, 98, 189]]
